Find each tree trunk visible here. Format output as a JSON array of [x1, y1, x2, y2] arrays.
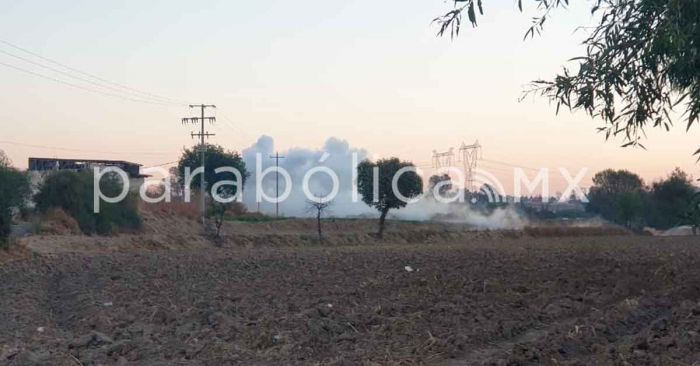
[[378, 208, 389, 238], [316, 211, 323, 243]]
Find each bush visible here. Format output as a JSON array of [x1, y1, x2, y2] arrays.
[[34, 170, 141, 235], [0, 167, 30, 248], [645, 168, 696, 229]]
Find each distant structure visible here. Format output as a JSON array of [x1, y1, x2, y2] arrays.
[[431, 148, 455, 170], [458, 140, 481, 191], [28, 157, 147, 191], [28, 157, 143, 177], [432, 141, 482, 191]]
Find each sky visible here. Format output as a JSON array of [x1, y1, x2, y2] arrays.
[[1, 0, 698, 194]]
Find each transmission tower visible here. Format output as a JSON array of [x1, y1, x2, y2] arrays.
[[459, 140, 482, 191], [181, 104, 216, 224], [431, 148, 455, 170]]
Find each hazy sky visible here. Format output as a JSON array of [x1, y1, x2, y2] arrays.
[[1, 0, 698, 192]]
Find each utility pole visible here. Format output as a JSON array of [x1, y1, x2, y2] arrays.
[[269, 152, 285, 217], [182, 104, 216, 224]]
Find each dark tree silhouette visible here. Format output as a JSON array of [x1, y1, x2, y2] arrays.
[[587, 169, 645, 228], [357, 158, 423, 238], [428, 174, 453, 199], [0, 160, 29, 247], [177, 144, 248, 198], [647, 168, 696, 229], [178, 144, 248, 240]]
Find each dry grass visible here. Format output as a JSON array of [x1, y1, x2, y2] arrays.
[[140, 197, 202, 220], [523, 225, 630, 237], [39, 208, 81, 235]]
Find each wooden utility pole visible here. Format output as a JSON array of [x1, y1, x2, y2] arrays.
[[269, 152, 285, 217], [182, 104, 216, 224]]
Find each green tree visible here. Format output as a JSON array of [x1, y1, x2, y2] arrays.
[[587, 169, 646, 228], [0, 161, 30, 247], [647, 168, 696, 229], [177, 144, 248, 198], [34, 171, 141, 235], [681, 192, 700, 235], [428, 174, 453, 199], [0, 150, 11, 169], [357, 158, 423, 238], [618, 191, 645, 229], [436, 1, 700, 152]]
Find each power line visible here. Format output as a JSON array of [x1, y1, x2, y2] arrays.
[[142, 160, 179, 169], [482, 158, 541, 171], [0, 48, 185, 106], [0, 60, 178, 106], [0, 139, 174, 156], [0, 39, 188, 105]]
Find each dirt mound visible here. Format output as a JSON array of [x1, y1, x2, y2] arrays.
[[39, 208, 81, 235], [0, 243, 31, 264]]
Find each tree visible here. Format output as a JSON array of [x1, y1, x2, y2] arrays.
[[435, 1, 700, 153], [177, 144, 248, 198], [209, 201, 229, 241], [618, 191, 645, 229], [178, 144, 247, 239], [34, 171, 141, 235], [167, 166, 184, 198], [647, 168, 696, 229], [428, 174, 453, 199], [0, 163, 29, 247], [306, 196, 333, 244], [681, 192, 700, 235], [357, 158, 423, 238], [0, 150, 11, 169], [587, 169, 645, 228]]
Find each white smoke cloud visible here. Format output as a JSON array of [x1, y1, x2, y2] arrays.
[[240, 135, 373, 217], [395, 198, 528, 229], [238, 135, 527, 229]]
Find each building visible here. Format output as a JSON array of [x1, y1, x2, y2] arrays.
[[28, 157, 148, 192]]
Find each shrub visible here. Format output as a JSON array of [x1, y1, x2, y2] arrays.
[[0, 166, 30, 248], [34, 170, 141, 235]]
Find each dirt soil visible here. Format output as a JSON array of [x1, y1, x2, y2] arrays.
[[1, 220, 699, 365]]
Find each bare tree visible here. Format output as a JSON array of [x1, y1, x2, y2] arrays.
[[306, 196, 333, 244], [210, 200, 229, 241]]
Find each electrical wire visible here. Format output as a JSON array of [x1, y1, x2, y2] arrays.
[[0, 140, 175, 156], [0, 61, 178, 106], [0, 39, 189, 106], [0, 48, 185, 106], [142, 160, 179, 169], [482, 158, 542, 171]]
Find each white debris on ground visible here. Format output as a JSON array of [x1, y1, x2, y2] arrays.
[[661, 226, 696, 236], [404, 266, 414, 273]]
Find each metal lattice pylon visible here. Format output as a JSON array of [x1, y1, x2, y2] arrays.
[[432, 148, 455, 170], [459, 140, 482, 191]]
